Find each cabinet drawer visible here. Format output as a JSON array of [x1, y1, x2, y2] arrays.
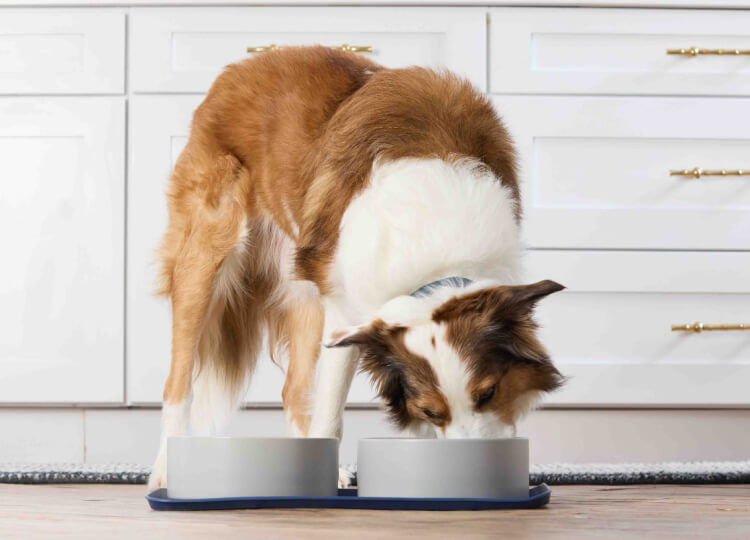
[[0, 10, 124, 94], [490, 8, 750, 96], [524, 251, 750, 406], [493, 95, 750, 250], [131, 7, 486, 93]]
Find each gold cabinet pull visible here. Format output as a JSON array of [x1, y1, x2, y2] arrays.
[[670, 168, 750, 179], [246, 44, 281, 53], [672, 322, 750, 333], [247, 43, 373, 54], [667, 47, 750, 56]]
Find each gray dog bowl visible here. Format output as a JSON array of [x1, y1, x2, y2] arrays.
[[357, 438, 529, 499], [167, 436, 338, 499]]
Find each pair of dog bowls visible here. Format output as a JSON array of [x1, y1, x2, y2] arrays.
[[167, 436, 529, 500]]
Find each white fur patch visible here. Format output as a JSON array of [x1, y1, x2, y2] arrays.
[[149, 400, 190, 490], [403, 323, 514, 439], [211, 218, 249, 310], [189, 358, 239, 436], [285, 409, 306, 437], [333, 157, 521, 320], [308, 299, 360, 439]]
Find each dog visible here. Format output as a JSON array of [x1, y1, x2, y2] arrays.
[[148, 46, 564, 491]]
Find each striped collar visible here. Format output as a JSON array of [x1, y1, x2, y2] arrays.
[[409, 276, 474, 298]]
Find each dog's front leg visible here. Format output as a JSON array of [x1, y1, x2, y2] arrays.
[[308, 343, 358, 487], [308, 343, 359, 440], [309, 300, 359, 438], [308, 303, 359, 487]]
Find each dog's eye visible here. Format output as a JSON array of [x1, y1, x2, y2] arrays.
[[421, 408, 440, 419], [476, 385, 496, 408]]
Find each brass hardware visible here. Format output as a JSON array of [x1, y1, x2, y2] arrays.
[[670, 168, 750, 179], [336, 44, 373, 53], [667, 47, 750, 56], [246, 44, 281, 53], [672, 322, 750, 333], [247, 43, 373, 54]]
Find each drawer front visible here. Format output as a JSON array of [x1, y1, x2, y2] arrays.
[[131, 7, 486, 93], [490, 8, 750, 96], [524, 251, 750, 406], [0, 10, 124, 94], [493, 95, 750, 250]]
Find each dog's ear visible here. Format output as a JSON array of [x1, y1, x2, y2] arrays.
[[324, 319, 405, 359], [433, 280, 564, 325], [323, 325, 370, 348], [494, 279, 565, 321], [433, 280, 565, 369], [324, 320, 415, 427]]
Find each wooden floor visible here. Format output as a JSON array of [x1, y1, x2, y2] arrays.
[[1, 484, 748, 539]]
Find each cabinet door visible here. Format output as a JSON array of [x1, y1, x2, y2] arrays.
[[128, 96, 378, 405], [0, 98, 124, 403], [131, 7, 486, 93]]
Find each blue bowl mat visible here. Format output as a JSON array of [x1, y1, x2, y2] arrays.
[[146, 483, 550, 511]]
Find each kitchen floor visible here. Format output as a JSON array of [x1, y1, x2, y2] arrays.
[[2, 484, 748, 539]]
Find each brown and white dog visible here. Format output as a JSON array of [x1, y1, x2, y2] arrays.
[[148, 47, 564, 490]]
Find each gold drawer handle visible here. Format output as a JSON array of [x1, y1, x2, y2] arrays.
[[670, 168, 750, 179], [247, 43, 373, 53], [672, 322, 750, 333], [667, 47, 750, 56]]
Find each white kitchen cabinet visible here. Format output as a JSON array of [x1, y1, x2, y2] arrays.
[[126, 95, 189, 405], [1, 1, 747, 410], [0, 97, 125, 403], [130, 7, 486, 93]]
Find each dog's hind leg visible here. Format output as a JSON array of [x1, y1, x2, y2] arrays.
[[187, 233, 265, 438], [273, 280, 324, 437], [148, 151, 248, 491]]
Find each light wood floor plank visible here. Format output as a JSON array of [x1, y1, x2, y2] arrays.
[[1, 484, 748, 539]]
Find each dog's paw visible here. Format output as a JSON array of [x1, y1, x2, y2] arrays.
[[147, 453, 167, 492], [338, 467, 355, 489]]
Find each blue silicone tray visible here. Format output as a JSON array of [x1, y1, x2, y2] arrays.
[[146, 483, 550, 511]]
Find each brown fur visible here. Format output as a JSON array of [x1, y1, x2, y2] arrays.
[[295, 66, 519, 291], [157, 47, 380, 426], [273, 293, 324, 434], [433, 281, 566, 425], [330, 320, 451, 429], [156, 46, 520, 433]]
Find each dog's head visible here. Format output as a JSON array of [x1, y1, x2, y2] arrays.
[[325, 280, 564, 438]]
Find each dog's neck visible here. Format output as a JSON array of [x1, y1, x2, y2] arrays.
[[330, 157, 521, 321]]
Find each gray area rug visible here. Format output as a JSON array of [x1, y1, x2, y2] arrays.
[[2, 461, 749, 485]]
